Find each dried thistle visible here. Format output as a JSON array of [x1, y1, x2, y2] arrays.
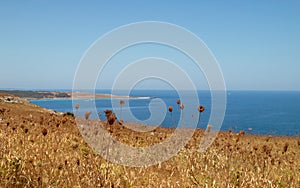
[[262, 145, 272, 156], [119, 100, 125, 121], [75, 103, 80, 110], [108, 113, 116, 126], [85, 111, 92, 120], [104, 109, 112, 118], [239, 130, 245, 136], [206, 124, 212, 133], [253, 146, 258, 151], [179, 103, 185, 128], [168, 106, 175, 126], [42, 128, 48, 136], [198, 105, 205, 113], [266, 135, 272, 142], [57, 164, 63, 170], [283, 143, 289, 154], [104, 109, 116, 128], [197, 105, 205, 127], [119, 100, 125, 106], [168, 106, 173, 112]]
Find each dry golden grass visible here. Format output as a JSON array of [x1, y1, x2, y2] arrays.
[[0, 96, 300, 187]]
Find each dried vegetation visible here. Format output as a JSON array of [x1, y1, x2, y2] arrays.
[[0, 97, 300, 187]]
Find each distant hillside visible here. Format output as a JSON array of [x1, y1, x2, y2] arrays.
[[0, 90, 70, 99]]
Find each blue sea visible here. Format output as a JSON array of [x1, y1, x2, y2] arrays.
[[30, 90, 300, 136]]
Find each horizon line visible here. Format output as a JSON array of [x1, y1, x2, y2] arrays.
[[1, 88, 300, 92]]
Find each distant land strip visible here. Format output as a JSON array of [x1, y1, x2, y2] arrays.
[[0, 90, 131, 100]]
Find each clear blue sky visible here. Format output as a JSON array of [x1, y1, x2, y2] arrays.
[[0, 1, 299, 90]]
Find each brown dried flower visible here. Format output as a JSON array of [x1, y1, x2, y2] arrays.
[[206, 124, 212, 133], [75, 104, 80, 110], [198, 105, 205, 113], [119, 100, 125, 105], [104, 109, 112, 118], [108, 113, 117, 125], [42, 128, 48, 136], [239, 130, 245, 136], [85, 111, 92, 120], [283, 143, 289, 154], [180, 104, 184, 110]]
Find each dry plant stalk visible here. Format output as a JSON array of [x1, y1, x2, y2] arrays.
[[85, 111, 92, 120], [119, 100, 125, 121]]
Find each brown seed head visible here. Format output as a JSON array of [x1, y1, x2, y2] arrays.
[[180, 104, 184, 110], [42, 128, 48, 136], [198, 105, 205, 113], [75, 104, 80, 110], [84, 111, 92, 120], [253, 146, 258, 151], [104, 109, 112, 118], [283, 143, 289, 153], [176, 99, 181, 105], [206, 124, 212, 133], [120, 100, 125, 105], [57, 164, 63, 170], [108, 113, 117, 125], [239, 130, 245, 136], [168, 106, 173, 112]]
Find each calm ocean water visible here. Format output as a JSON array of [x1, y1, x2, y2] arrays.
[[30, 90, 300, 136]]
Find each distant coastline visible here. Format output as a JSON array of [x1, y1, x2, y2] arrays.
[[0, 90, 131, 100], [71, 92, 131, 99]]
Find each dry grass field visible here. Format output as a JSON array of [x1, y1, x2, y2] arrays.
[[1, 94, 300, 187]]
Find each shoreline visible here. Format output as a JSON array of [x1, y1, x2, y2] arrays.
[[70, 92, 132, 100], [1, 94, 299, 140], [1, 90, 299, 137], [0, 90, 135, 100]]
